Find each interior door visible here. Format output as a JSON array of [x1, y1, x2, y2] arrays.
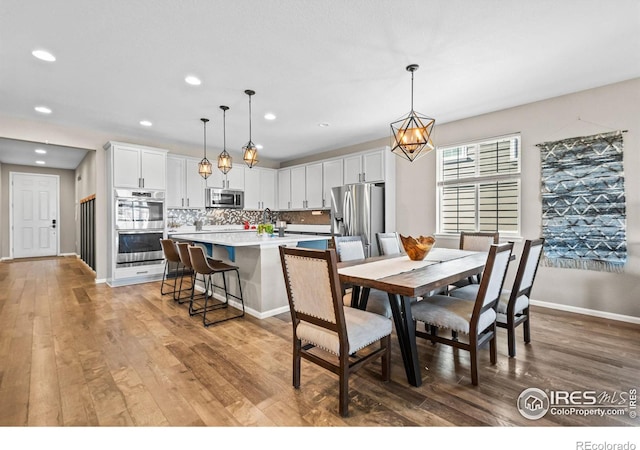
[[11, 172, 59, 258]]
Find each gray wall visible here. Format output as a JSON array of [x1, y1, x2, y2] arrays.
[[0, 163, 76, 257]]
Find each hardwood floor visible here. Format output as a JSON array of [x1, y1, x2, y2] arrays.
[[0, 256, 638, 427]]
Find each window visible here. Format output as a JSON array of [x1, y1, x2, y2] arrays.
[[437, 135, 521, 235]]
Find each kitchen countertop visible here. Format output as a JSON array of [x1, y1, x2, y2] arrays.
[[169, 232, 330, 247]]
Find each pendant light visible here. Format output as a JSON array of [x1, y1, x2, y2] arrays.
[[217, 105, 232, 174], [390, 64, 435, 162], [242, 89, 259, 168], [198, 118, 213, 179]]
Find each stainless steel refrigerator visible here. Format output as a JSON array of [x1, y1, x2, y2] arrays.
[[331, 183, 384, 257]]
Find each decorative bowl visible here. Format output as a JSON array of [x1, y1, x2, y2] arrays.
[[399, 235, 436, 261]]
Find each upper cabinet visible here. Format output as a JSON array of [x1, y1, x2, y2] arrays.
[[244, 167, 277, 210], [322, 158, 343, 209], [166, 155, 205, 208], [107, 142, 167, 190], [288, 164, 323, 209], [278, 168, 292, 210], [207, 163, 245, 190], [343, 148, 384, 184]]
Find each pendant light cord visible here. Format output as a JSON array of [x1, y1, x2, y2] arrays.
[[248, 94, 252, 141], [223, 110, 226, 149], [203, 120, 207, 159], [410, 70, 414, 112]]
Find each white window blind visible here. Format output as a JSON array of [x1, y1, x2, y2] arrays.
[[437, 135, 521, 235]]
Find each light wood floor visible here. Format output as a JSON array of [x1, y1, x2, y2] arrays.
[[0, 256, 638, 427]]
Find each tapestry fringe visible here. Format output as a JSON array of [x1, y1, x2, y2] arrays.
[[541, 256, 624, 273]]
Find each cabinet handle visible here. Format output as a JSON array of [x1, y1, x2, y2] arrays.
[[187, 198, 190, 207], [288, 201, 291, 209], [362, 172, 366, 182], [181, 198, 184, 207]]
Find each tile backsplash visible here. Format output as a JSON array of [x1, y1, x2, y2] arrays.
[[167, 208, 331, 227]]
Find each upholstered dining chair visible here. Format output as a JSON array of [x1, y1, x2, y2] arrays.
[[279, 246, 391, 417], [333, 235, 392, 318], [376, 232, 402, 256], [410, 242, 513, 385], [453, 231, 500, 287], [448, 238, 544, 357]]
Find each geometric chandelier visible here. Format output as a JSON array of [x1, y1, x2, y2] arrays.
[[390, 64, 436, 162]]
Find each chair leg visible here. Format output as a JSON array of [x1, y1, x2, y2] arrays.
[[523, 308, 531, 344], [160, 260, 171, 295], [293, 337, 301, 389], [338, 353, 349, 417], [507, 321, 517, 358], [490, 326, 497, 365], [470, 335, 479, 386], [429, 325, 438, 344], [382, 335, 391, 382]]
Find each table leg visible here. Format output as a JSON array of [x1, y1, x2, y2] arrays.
[[388, 293, 422, 387]]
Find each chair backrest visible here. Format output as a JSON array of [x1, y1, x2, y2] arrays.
[[176, 242, 193, 269], [188, 245, 214, 275], [460, 231, 500, 252], [510, 238, 545, 300], [376, 232, 402, 256], [160, 239, 181, 263], [279, 246, 347, 342], [471, 242, 513, 328], [333, 235, 366, 262]]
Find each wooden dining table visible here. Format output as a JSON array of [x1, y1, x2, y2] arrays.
[[337, 247, 490, 387]]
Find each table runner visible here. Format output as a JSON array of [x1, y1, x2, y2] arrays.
[[337, 248, 477, 280]]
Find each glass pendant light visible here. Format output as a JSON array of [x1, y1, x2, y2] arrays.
[[390, 64, 436, 162], [242, 89, 259, 168], [217, 105, 232, 174], [198, 118, 213, 179]]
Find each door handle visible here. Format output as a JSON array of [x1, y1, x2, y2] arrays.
[[51, 219, 56, 229]]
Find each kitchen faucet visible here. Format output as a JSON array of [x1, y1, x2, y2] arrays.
[[262, 208, 272, 224]]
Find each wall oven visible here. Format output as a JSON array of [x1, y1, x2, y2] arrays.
[[115, 189, 165, 229], [116, 230, 164, 267]]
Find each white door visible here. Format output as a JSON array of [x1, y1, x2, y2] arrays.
[[11, 172, 59, 258]]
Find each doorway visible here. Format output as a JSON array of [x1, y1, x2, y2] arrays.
[[10, 172, 60, 258]]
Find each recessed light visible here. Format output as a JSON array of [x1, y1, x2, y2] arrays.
[[32, 49, 56, 62], [35, 149, 47, 154], [140, 120, 153, 127], [256, 144, 264, 150], [34, 106, 52, 114], [264, 113, 276, 121], [185, 75, 201, 86], [318, 122, 330, 128], [35, 160, 46, 165]]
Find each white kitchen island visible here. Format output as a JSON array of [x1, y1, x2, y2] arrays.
[[169, 232, 331, 318]]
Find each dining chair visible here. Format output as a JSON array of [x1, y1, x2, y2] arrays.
[[453, 231, 500, 287], [279, 246, 391, 417], [410, 242, 514, 385], [334, 235, 392, 318], [376, 232, 402, 256], [448, 238, 544, 357]]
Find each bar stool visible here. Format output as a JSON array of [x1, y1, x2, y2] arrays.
[[187, 245, 245, 327], [160, 239, 190, 301], [175, 241, 200, 304]]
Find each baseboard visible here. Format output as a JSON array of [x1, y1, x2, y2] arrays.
[[95, 278, 107, 284], [60, 252, 77, 257], [530, 299, 640, 325], [0, 257, 12, 261]]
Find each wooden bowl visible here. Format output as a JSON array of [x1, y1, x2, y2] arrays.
[[399, 235, 436, 261]]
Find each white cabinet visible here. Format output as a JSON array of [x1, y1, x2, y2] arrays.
[[322, 158, 343, 208], [244, 167, 276, 210], [110, 142, 167, 190], [343, 149, 385, 184], [207, 163, 245, 190], [278, 168, 292, 209], [289, 163, 323, 209], [166, 155, 205, 208]]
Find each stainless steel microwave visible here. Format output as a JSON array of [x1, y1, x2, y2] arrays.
[[205, 188, 244, 209]]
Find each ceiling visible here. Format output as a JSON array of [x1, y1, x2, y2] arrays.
[[0, 138, 89, 170], [1, 0, 639, 169]]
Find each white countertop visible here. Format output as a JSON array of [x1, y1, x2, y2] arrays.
[[169, 232, 330, 247], [283, 224, 331, 233], [168, 225, 254, 234]]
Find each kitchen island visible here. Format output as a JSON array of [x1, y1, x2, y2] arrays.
[[169, 232, 331, 318]]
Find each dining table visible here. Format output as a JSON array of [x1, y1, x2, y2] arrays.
[[337, 247, 490, 387]]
